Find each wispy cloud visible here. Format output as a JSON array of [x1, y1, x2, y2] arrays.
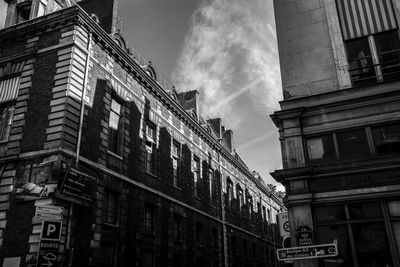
[[172, 0, 282, 122]]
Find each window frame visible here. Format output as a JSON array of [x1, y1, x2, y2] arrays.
[[145, 120, 156, 174], [108, 98, 123, 156], [172, 140, 182, 188]]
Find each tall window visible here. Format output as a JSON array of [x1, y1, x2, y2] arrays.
[[99, 242, 115, 267], [336, 0, 400, 85], [108, 99, 122, 154], [237, 186, 244, 217], [209, 169, 215, 205], [145, 121, 156, 174], [0, 103, 14, 142], [193, 156, 201, 198], [173, 214, 183, 241], [104, 190, 118, 225], [144, 205, 154, 232], [172, 140, 181, 188], [227, 179, 233, 211], [195, 222, 204, 245]]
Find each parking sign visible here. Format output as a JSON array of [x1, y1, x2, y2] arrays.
[[40, 220, 62, 241]]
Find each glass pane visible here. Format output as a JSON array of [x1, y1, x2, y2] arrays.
[[336, 129, 370, 160], [348, 202, 382, 219], [352, 222, 392, 267], [108, 112, 120, 129], [346, 37, 376, 86], [375, 30, 400, 82], [111, 99, 121, 114], [316, 225, 352, 267], [372, 124, 400, 155], [307, 135, 336, 162], [392, 222, 400, 256], [388, 201, 400, 217], [315, 205, 346, 223]]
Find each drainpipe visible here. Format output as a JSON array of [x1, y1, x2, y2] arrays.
[[218, 151, 228, 267], [65, 30, 92, 266]]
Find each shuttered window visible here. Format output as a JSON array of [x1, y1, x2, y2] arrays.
[[0, 76, 20, 104], [336, 0, 398, 40]]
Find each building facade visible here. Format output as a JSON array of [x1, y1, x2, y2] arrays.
[[0, 1, 284, 267], [271, 0, 400, 266]]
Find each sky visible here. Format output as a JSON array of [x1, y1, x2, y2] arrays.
[[118, 0, 284, 190]]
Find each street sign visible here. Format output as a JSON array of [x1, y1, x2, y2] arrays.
[[277, 243, 338, 261], [40, 220, 62, 241], [36, 240, 59, 267], [278, 212, 290, 237], [36, 205, 64, 215], [296, 225, 313, 246]]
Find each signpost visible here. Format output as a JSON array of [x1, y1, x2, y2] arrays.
[[35, 205, 64, 267], [277, 243, 338, 261]]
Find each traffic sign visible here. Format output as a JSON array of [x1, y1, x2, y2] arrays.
[[278, 212, 290, 237], [277, 243, 338, 261], [40, 220, 62, 241]]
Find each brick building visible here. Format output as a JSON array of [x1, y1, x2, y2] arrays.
[[271, 0, 400, 266], [0, 0, 284, 266]]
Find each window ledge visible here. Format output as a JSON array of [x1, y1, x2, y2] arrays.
[[173, 185, 183, 191], [107, 150, 123, 160], [145, 171, 157, 178]]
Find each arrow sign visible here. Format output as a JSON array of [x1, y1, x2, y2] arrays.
[[36, 205, 64, 215], [277, 243, 338, 261]]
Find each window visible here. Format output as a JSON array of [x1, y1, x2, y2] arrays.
[[145, 121, 156, 174], [99, 242, 115, 267], [262, 206, 266, 221], [247, 194, 253, 223], [231, 236, 238, 256], [141, 250, 154, 267], [336, 0, 400, 86], [315, 201, 394, 266], [193, 156, 201, 198], [0, 103, 14, 142], [172, 140, 181, 188], [16, 2, 31, 24], [372, 123, 400, 155], [306, 127, 372, 164], [336, 129, 369, 160], [104, 190, 118, 225], [212, 228, 219, 249], [173, 214, 183, 241], [267, 209, 271, 223], [306, 135, 336, 162], [144, 205, 154, 232], [237, 186, 244, 217], [209, 169, 215, 205], [227, 179, 233, 211], [195, 222, 204, 245], [108, 99, 122, 154]]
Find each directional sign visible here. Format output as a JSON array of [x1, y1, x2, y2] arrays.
[[36, 205, 64, 215], [40, 220, 62, 241], [277, 243, 338, 261]]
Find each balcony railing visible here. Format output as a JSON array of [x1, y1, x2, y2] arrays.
[[349, 48, 400, 87]]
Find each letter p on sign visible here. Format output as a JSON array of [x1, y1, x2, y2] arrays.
[[40, 220, 62, 241]]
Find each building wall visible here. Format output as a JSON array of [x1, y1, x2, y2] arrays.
[[272, 0, 400, 266], [0, 6, 284, 267]]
